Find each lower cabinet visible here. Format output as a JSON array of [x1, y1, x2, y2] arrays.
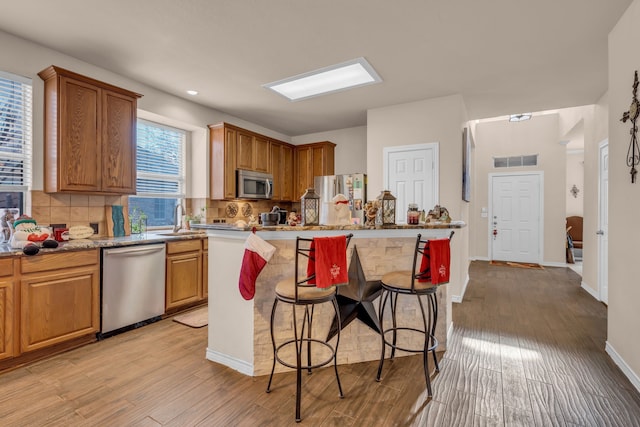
[[0, 249, 99, 371], [165, 238, 207, 313], [19, 250, 100, 353]]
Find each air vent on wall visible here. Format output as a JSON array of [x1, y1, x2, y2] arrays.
[[493, 154, 538, 168]]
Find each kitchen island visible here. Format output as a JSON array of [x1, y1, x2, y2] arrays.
[[197, 222, 465, 376]]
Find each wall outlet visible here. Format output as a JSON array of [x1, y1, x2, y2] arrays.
[[90, 222, 99, 234]]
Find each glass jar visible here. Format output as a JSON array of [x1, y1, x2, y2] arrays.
[[407, 203, 420, 225]]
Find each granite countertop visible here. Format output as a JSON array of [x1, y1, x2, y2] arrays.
[[192, 220, 466, 232], [0, 230, 207, 257]]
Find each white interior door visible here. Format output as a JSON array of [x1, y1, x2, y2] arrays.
[[490, 173, 542, 263], [598, 142, 609, 304], [384, 143, 438, 223]]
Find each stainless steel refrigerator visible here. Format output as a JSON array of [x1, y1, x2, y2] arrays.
[[314, 174, 367, 225]]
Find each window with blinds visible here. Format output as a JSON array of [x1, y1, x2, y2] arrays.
[[0, 70, 32, 219], [129, 119, 186, 227]]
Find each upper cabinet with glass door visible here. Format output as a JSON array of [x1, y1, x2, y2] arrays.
[[38, 66, 142, 194]]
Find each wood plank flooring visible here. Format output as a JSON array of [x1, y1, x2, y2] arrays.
[[1, 261, 639, 426]]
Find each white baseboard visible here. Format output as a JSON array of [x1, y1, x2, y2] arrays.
[[470, 257, 566, 267], [580, 281, 600, 301], [605, 341, 640, 393], [452, 273, 470, 303], [541, 261, 567, 268], [206, 348, 254, 376]]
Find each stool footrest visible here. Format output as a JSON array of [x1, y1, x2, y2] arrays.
[[275, 338, 336, 371], [381, 327, 438, 354]]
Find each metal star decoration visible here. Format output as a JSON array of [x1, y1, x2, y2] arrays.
[[327, 245, 382, 341]]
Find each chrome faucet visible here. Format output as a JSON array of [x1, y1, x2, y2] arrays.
[[173, 203, 185, 232]]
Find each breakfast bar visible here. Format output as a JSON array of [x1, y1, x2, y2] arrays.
[[198, 223, 465, 376]]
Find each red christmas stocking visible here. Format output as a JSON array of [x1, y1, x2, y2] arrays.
[[239, 233, 276, 300]]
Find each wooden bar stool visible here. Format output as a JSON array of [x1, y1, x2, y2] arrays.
[[376, 232, 454, 397], [266, 234, 353, 422]]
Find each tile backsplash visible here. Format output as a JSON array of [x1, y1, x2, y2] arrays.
[[27, 192, 297, 235]]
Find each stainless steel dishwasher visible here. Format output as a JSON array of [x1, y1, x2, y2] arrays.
[[100, 243, 166, 338]]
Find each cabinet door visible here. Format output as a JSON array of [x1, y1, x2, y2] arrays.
[[295, 146, 312, 200], [281, 144, 294, 201], [270, 143, 282, 200], [236, 131, 254, 170], [20, 267, 100, 353], [101, 90, 137, 194], [312, 143, 335, 177], [0, 277, 14, 361], [202, 248, 208, 300], [254, 136, 270, 172], [166, 252, 202, 310], [59, 76, 101, 192]]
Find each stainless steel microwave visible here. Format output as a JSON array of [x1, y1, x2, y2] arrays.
[[237, 169, 273, 199]]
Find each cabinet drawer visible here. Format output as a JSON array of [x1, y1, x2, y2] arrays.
[[167, 239, 201, 254], [0, 258, 14, 277], [20, 249, 99, 274]]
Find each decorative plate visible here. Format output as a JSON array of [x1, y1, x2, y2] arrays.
[[241, 203, 253, 217], [225, 202, 239, 218]]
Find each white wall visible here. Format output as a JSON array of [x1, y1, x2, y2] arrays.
[[471, 114, 566, 264], [367, 94, 470, 324], [566, 151, 584, 216], [291, 126, 367, 175], [0, 29, 291, 196], [606, 0, 640, 389]]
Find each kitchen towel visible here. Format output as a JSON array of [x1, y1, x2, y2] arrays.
[[307, 235, 348, 288], [418, 238, 451, 285], [239, 233, 276, 300], [418, 238, 450, 285]]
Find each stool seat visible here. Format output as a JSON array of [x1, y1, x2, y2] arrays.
[[381, 271, 438, 293], [275, 278, 336, 302]]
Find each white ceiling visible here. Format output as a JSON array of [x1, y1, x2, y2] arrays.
[[0, 0, 631, 136]]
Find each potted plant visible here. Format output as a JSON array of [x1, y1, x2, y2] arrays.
[[130, 207, 148, 234], [186, 207, 206, 228]]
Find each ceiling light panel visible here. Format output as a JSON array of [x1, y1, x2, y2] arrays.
[[264, 57, 382, 101]]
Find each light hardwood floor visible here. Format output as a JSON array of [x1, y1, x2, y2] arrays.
[[1, 261, 639, 426]]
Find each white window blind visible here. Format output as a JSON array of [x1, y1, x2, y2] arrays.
[[0, 70, 32, 190], [136, 119, 186, 198]]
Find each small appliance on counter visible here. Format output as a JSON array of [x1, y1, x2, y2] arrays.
[[314, 173, 367, 225]]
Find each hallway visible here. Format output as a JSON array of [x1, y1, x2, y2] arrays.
[[418, 261, 640, 426]]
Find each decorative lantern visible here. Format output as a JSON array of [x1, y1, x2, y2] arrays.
[[301, 188, 320, 226], [376, 190, 396, 226]]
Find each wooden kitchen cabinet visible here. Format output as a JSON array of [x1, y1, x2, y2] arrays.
[[0, 258, 16, 361], [19, 250, 100, 353], [210, 124, 238, 200], [166, 239, 204, 312], [294, 141, 336, 199], [38, 66, 141, 194], [271, 141, 294, 201], [236, 130, 270, 173], [210, 122, 289, 200], [202, 238, 208, 300]]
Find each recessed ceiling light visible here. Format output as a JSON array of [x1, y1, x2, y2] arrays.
[[186, 90, 199, 96], [509, 113, 532, 122], [263, 57, 382, 101]]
